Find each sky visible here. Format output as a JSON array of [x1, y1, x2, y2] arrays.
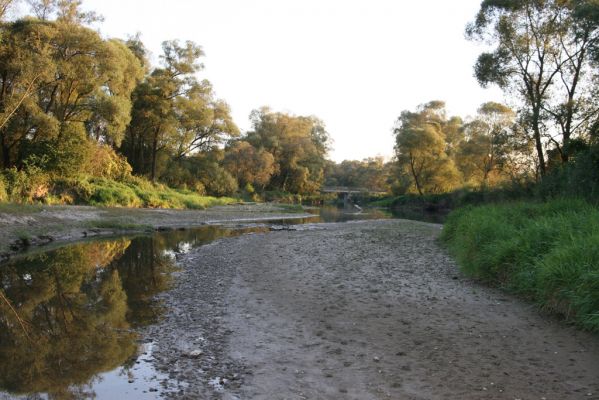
[[51, 0, 504, 161]]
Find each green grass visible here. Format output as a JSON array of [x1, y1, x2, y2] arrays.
[[0, 175, 238, 210], [367, 196, 399, 208], [0, 203, 43, 214], [276, 204, 306, 213], [441, 198, 599, 332]]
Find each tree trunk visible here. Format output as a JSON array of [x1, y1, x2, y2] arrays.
[[531, 107, 546, 176], [409, 155, 423, 196], [151, 137, 157, 182], [1, 133, 10, 168]]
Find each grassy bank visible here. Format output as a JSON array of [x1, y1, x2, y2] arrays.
[[441, 198, 599, 332], [0, 174, 237, 209]]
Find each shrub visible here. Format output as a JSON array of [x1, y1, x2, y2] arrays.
[[2, 165, 50, 203], [85, 145, 133, 181]]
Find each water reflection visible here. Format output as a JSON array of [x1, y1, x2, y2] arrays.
[[0, 239, 138, 398], [0, 208, 432, 398]]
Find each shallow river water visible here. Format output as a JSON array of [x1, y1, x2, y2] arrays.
[[0, 207, 419, 399]]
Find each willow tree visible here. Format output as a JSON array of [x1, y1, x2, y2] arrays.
[[244, 108, 331, 194], [393, 102, 462, 195], [0, 13, 144, 171], [467, 0, 599, 175], [223, 140, 276, 190], [457, 102, 524, 187]]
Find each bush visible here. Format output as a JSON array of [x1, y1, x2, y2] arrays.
[[1, 165, 50, 203], [88, 178, 142, 208], [85, 145, 133, 181], [537, 144, 599, 203], [0, 172, 238, 210], [442, 198, 599, 331]]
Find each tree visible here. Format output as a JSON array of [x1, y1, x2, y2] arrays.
[[457, 102, 520, 187], [123, 40, 203, 181], [393, 102, 462, 195], [323, 157, 393, 193], [244, 107, 330, 194], [223, 140, 276, 189], [122, 40, 237, 183], [0, 20, 55, 167], [173, 81, 239, 160], [27, 0, 103, 24], [467, 0, 599, 175], [0, 14, 144, 172]]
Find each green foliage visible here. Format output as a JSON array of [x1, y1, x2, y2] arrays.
[[121, 39, 238, 183], [244, 107, 331, 195], [393, 101, 463, 195], [0, 174, 6, 202], [0, 172, 236, 209], [1, 164, 49, 203], [81, 177, 236, 209], [0, 8, 251, 206], [537, 144, 599, 201], [324, 157, 393, 193], [223, 141, 276, 189], [442, 199, 599, 331], [467, 0, 599, 174]]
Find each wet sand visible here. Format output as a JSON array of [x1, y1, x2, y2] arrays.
[[0, 203, 312, 257], [144, 219, 599, 399]]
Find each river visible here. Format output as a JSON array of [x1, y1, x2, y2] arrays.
[[0, 207, 394, 399]]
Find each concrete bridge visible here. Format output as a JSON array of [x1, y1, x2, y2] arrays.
[[321, 186, 387, 210], [321, 186, 369, 194]]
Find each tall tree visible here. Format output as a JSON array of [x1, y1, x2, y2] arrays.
[[457, 102, 522, 187], [223, 140, 276, 190], [245, 108, 330, 194], [123, 40, 237, 183], [393, 102, 462, 195], [123, 40, 203, 181], [467, 0, 599, 175], [0, 20, 55, 168]]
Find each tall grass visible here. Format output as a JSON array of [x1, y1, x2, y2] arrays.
[[441, 198, 599, 332]]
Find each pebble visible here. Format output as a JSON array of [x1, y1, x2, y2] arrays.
[[188, 349, 203, 358]]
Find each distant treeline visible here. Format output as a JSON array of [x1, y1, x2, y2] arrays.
[[0, 0, 330, 205]]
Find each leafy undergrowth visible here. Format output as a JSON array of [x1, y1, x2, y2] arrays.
[[2, 175, 237, 210], [441, 198, 599, 332]]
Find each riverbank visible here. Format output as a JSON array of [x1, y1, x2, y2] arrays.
[[442, 198, 599, 332], [0, 203, 312, 259], [144, 219, 599, 399]]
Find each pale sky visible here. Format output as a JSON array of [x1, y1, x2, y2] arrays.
[[69, 1, 503, 161]]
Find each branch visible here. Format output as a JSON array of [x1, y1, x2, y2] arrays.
[[0, 74, 41, 130], [0, 289, 33, 341]]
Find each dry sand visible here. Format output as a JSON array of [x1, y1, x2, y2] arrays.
[[143, 219, 599, 399]]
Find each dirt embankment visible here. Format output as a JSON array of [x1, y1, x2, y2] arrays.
[[0, 203, 311, 259], [147, 219, 599, 400]]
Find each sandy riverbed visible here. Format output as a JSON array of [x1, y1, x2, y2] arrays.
[[141, 219, 599, 399]]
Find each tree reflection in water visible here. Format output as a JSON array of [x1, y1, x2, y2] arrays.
[[0, 234, 179, 398], [0, 224, 279, 398]]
